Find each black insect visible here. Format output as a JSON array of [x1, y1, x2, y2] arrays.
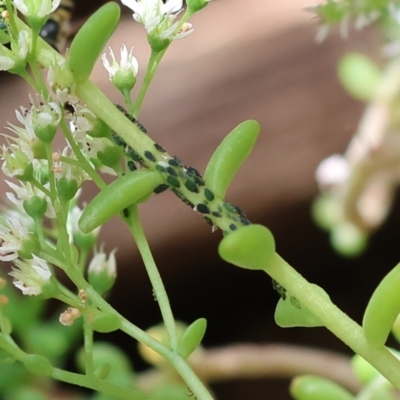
[[39, 0, 75, 53]]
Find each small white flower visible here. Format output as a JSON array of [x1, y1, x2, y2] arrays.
[[52, 147, 90, 186], [316, 154, 350, 189], [0, 30, 29, 71], [102, 45, 139, 81], [13, 0, 60, 18], [121, 0, 192, 40], [0, 217, 30, 261], [88, 248, 117, 278], [1, 142, 34, 178], [6, 180, 55, 218], [10, 255, 52, 296], [122, 0, 183, 25]]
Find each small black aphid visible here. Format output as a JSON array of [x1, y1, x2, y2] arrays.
[[196, 203, 210, 214], [186, 166, 202, 178], [234, 205, 247, 218], [123, 208, 130, 218], [168, 156, 183, 167], [167, 176, 180, 188], [153, 183, 169, 194], [172, 189, 194, 207], [204, 188, 215, 202], [229, 223, 237, 231], [112, 132, 126, 147], [127, 160, 137, 171], [166, 166, 178, 177], [144, 151, 156, 162], [64, 101, 76, 115], [129, 150, 143, 163], [193, 176, 205, 186], [223, 202, 237, 214], [203, 216, 213, 226], [240, 217, 252, 225], [116, 104, 147, 133], [154, 143, 166, 153], [184, 179, 199, 193], [211, 211, 222, 218], [272, 279, 287, 300], [155, 165, 167, 173]]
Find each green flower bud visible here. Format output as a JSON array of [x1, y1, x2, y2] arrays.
[[97, 145, 123, 169], [87, 118, 112, 139], [34, 123, 57, 143], [88, 249, 117, 295], [186, 0, 211, 13], [23, 196, 47, 220], [18, 234, 41, 259], [56, 177, 78, 202], [31, 139, 47, 160], [338, 53, 381, 102], [330, 222, 367, 257]]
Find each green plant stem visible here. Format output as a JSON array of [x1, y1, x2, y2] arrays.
[[132, 49, 167, 117], [52, 368, 153, 400], [120, 319, 214, 400], [59, 119, 106, 190], [83, 315, 94, 376], [40, 249, 213, 400], [266, 254, 400, 389], [126, 206, 178, 349]]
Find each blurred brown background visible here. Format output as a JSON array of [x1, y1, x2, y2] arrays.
[[2, 0, 400, 399]]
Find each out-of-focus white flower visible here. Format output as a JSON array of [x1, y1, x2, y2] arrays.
[[88, 247, 117, 294], [13, 0, 60, 19], [0, 30, 29, 71], [10, 255, 52, 296], [102, 45, 139, 81], [122, 0, 183, 25], [0, 217, 30, 261], [121, 0, 193, 41], [315, 154, 350, 189], [6, 180, 55, 218], [88, 248, 117, 277]]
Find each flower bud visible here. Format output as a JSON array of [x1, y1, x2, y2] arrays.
[[23, 196, 47, 219], [88, 249, 117, 295]]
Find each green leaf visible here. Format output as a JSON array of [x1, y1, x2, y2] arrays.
[[338, 53, 381, 102], [218, 224, 275, 270]]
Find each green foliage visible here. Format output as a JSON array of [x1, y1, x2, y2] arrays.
[[177, 318, 207, 358], [218, 224, 275, 271], [338, 53, 381, 101], [78, 170, 164, 233], [204, 120, 260, 199], [290, 375, 354, 400], [67, 2, 121, 82], [23, 354, 53, 376], [274, 285, 330, 328], [363, 262, 400, 347]]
